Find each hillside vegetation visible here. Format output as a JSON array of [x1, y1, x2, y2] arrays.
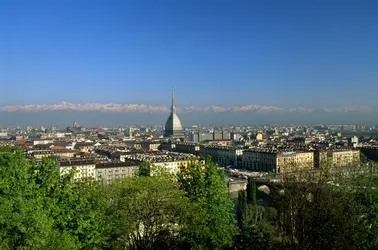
[[1, 146, 378, 249]]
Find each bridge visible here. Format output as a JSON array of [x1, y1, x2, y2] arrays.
[[227, 165, 378, 195], [227, 178, 283, 195]]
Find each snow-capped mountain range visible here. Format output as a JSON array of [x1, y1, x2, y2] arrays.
[[0, 102, 374, 113]]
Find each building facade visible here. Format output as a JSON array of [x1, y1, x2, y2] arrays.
[[276, 151, 314, 173], [59, 159, 96, 181], [95, 162, 138, 184], [314, 149, 360, 168]]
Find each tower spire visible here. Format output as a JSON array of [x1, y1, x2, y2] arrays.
[[171, 87, 175, 113]]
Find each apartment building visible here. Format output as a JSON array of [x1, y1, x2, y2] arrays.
[[26, 149, 78, 159], [331, 149, 360, 167], [74, 142, 95, 153], [276, 151, 314, 173], [59, 159, 96, 181], [123, 152, 202, 174], [314, 149, 360, 168], [134, 141, 161, 151], [175, 143, 200, 155], [153, 160, 192, 174], [242, 150, 314, 173], [52, 149, 78, 158], [27, 150, 54, 159], [32, 139, 54, 146], [217, 147, 243, 166], [95, 161, 138, 184], [242, 150, 277, 172]]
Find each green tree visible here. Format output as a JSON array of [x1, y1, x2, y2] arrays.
[[237, 190, 247, 228], [233, 222, 272, 250], [246, 177, 257, 205], [138, 161, 151, 177], [108, 168, 193, 250], [177, 159, 236, 249], [53, 178, 112, 249], [234, 177, 276, 249], [0, 147, 77, 249], [0, 146, 111, 249], [352, 173, 378, 249], [358, 189, 378, 249], [277, 182, 364, 250]]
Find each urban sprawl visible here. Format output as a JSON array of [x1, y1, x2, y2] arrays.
[[0, 91, 377, 188]]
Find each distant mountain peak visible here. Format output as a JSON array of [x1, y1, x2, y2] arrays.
[[0, 103, 374, 114]]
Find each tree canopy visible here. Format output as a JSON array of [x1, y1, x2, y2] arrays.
[[1, 146, 378, 249], [177, 160, 236, 249]]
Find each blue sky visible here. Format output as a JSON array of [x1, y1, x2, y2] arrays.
[[1, 0, 377, 107]]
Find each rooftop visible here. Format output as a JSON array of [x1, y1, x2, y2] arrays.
[[59, 159, 96, 167], [96, 160, 139, 169]]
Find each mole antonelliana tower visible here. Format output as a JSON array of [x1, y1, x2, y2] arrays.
[[164, 88, 184, 138]]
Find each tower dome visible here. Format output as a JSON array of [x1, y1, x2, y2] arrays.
[[164, 88, 184, 138]]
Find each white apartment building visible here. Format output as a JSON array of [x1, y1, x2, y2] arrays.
[[59, 159, 96, 181]]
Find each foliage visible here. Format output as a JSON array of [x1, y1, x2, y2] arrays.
[[233, 222, 272, 250], [0, 147, 75, 249], [108, 170, 193, 249], [275, 181, 365, 250], [236, 190, 247, 227], [358, 189, 378, 249], [246, 176, 257, 205], [237, 177, 257, 229], [3, 146, 378, 249], [138, 161, 151, 177], [177, 160, 236, 249], [360, 152, 370, 164], [0, 147, 110, 249], [352, 173, 378, 249]]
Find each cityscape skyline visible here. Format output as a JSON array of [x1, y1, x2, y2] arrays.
[[1, 1, 378, 107], [2, 1, 378, 249], [0, 89, 377, 127]]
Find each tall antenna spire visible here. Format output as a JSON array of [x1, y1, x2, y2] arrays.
[[172, 86, 174, 106], [171, 86, 175, 113]]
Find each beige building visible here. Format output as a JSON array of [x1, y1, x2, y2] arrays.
[[276, 151, 314, 173], [74, 142, 95, 153], [123, 151, 202, 175], [59, 159, 96, 181], [134, 141, 161, 151], [52, 149, 78, 158], [26, 149, 78, 159], [29, 150, 54, 159], [314, 149, 360, 168], [152, 158, 204, 174], [331, 149, 360, 167], [95, 162, 138, 184], [242, 150, 314, 173], [174, 143, 200, 155], [170, 143, 243, 167]]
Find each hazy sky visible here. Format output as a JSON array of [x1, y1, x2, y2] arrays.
[[1, 0, 377, 107]]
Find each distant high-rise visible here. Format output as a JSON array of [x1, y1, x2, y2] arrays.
[[164, 88, 184, 138]]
